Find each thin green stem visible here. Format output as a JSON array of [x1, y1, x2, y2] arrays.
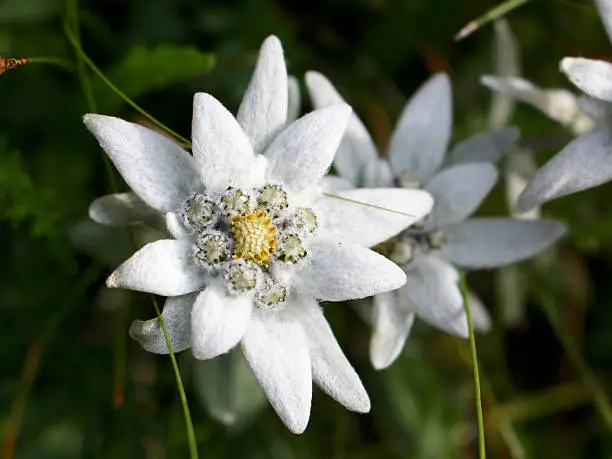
[[459, 270, 486, 459], [150, 295, 199, 459], [26, 57, 73, 71], [64, 0, 118, 194], [458, 346, 526, 459], [63, 6, 198, 458], [492, 382, 590, 423], [455, 0, 532, 40], [66, 0, 96, 112], [538, 295, 612, 432], [322, 192, 415, 217], [63, 23, 190, 146]]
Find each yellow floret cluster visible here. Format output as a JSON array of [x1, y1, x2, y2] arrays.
[[231, 210, 278, 267]]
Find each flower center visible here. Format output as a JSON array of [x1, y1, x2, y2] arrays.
[[231, 210, 277, 266]]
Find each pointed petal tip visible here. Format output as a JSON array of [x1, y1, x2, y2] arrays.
[[514, 189, 540, 214], [304, 70, 327, 88], [391, 265, 408, 290], [429, 72, 451, 94], [454, 325, 469, 339], [82, 113, 95, 125], [326, 102, 352, 119], [352, 394, 371, 413], [106, 271, 119, 288], [285, 416, 309, 435], [559, 57, 575, 74], [371, 354, 393, 371], [82, 113, 108, 130], [261, 34, 282, 50], [128, 319, 147, 342], [480, 74, 493, 85], [193, 91, 216, 107]]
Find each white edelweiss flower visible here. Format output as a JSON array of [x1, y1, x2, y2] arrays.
[[307, 70, 565, 370], [86, 72, 303, 432], [482, 0, 612, 213], [85, 36, 434, 434]]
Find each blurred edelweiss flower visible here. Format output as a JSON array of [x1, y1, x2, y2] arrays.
[[307, 71, 566, 370], [483, 0, 612, 213], [85, 35, 434, 433]]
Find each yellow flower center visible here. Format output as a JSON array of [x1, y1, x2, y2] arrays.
[[231, 210, 277, 267]]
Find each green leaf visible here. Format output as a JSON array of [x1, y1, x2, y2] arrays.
[[103, 44, 216, 101], [0, 147, 60, 238], [0, 0, 62, 22]]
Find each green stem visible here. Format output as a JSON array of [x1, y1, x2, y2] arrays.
[[66, 0, 97, 112], [459, 270, 486, 459], [322, 192, 415, 217], [538, 294, 612, 432], [455, 0, 532, 40], [492, 382, 590, 423], [63, 23, 190, 146], [26, 57, 73, 71], [63, 6, 198, 458], [150, 295, 199, 459]]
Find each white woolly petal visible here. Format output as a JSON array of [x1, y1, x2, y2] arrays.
[[191, 286, 253, 360], [129, 294, 196, 354], [237, 36, 288, 152], [595, 0, 612, 43], [89, 192, 161, 227], [440, 218, 565, 269], [425, 163, 498, 228], [506, 149, 541, 219], [287, 75, 301, 124], [489, 19, 520, 129], [481, 75, 593, 133], [264, 104, 352, 193], [296, 238, 406, 302], [294, 297, 370, 412], [165, 212, 192, 239], [403, 254, 468, 337], [321, 175, 354, 194], [313, 188, 434, 247], [83, 115, 200, 213], [305, 71, 379, 185], [363, 157, 395, 188], [516, 128, 612, 213], [448, 128, 520, 164], [388, 73, 452, 182], [561, 57, 612, 103], [467, 290, 492, 332], [369, 290, 415, 370], [107, 239, 205, 296], [192, 93, 260, 191], [576, 95, 612, 119], [241, 308, 311, 434]]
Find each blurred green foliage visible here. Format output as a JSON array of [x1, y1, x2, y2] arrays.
[[2, 0, 612, 458]]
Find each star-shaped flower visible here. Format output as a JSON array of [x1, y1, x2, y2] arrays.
[[483, 0, 612, 213], [307, 70, 565, 369], [85, 36, 434, 433]]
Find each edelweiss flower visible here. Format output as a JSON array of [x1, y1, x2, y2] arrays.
[[483, 0, 612, 213], [85, 36, 434, 433], [307, 71, 566, 369]]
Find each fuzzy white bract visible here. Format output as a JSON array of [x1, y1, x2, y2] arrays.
[[85, 36, 434, 433], [307, 70, 565, 370], [483, 0, 612, 213]]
